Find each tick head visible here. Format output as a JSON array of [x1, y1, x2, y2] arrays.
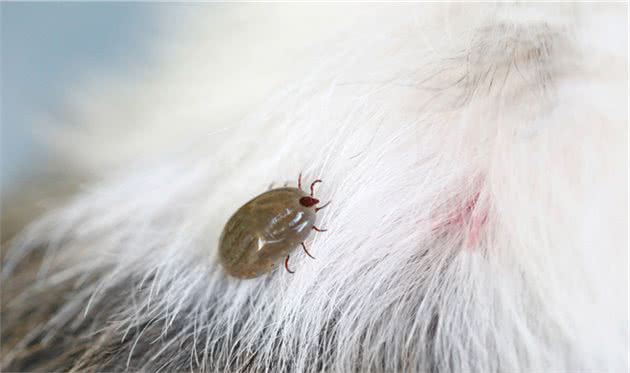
[[299, 196, 319, 208]]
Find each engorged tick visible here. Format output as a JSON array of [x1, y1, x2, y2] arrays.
[[219, 173, 330, 279]]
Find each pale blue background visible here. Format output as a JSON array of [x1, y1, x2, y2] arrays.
[[1, 3, 161, 189]]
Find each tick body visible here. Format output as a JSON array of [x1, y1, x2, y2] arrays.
[[219, 176, 329, 279]]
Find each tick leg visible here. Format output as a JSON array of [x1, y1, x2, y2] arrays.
[[315, 200, 331, 212], [301, 242, 315, 259], [310, 179, 322, 196], [267, 182, 275, 190], [298, 173, 302, 191], [284, 255, 295, 274], [312, 226, 327, 232]]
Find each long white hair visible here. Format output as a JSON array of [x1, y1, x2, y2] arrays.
[[2, 4, 627, 372]]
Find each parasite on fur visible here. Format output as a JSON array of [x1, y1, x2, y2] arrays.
[[219, 174, 329, 279]]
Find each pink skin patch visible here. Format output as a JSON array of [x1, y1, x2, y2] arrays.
[[432, 191, 489, 249]]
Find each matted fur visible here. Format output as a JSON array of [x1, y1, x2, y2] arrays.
[[1, 4, 627, 372]]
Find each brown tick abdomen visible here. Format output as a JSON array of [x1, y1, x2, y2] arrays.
[[219, 187, 316, 279]]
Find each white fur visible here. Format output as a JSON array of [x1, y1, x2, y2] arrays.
[[4, 4, 627, 372]]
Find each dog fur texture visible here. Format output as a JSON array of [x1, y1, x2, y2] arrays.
[[1, 4, 628, 372]]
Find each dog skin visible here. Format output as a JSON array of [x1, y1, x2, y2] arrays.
[[1, 4, 627, 372]]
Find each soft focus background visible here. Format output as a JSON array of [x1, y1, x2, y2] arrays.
[[1, 2, 161, 190]]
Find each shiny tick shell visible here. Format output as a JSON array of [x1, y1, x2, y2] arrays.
[[219, 187, 319, 279]]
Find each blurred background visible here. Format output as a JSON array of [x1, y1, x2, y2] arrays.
[[1, 2, 161, 191]]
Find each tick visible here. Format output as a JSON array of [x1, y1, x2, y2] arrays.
[[219, 174, 330, 279]]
